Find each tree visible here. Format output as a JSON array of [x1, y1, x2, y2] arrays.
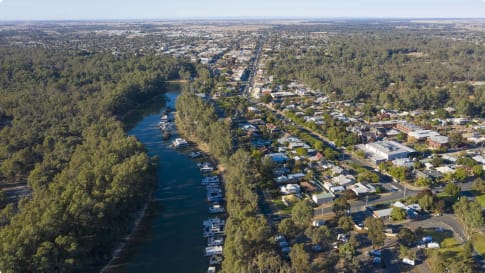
[[472, 165, 483, 177], [364, 216, 386, 248], [338, 216, 355, 231], [391, 207, 407, 221], [444, 182, 461, 199], [398, 228, 416, 246], [453, 198, 484, 237], [472, 178, 485, 193], [289, 243, 311, 273], [415, 226, 425, 240], [291, 199, 313, 228], [416, 176, 432, 187], [260, 94, 273, 104], [333, 197, 350, 217], [448, 132, 464, 148], [454, 168, 468, 183], [418, 194, 434, 211], [278, 218, 298, 238], [253, 251, 288, 273], [305, 226, 331, 246], [428, 250, 446, 273]]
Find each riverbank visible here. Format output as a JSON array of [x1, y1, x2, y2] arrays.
[[100, 195, 151, 273]]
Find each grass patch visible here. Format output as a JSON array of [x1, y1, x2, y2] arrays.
[[475, 194, 485, 208], [423, 228, 453, 244], [472, 233, 485, 256], [273, 199, 293, 214]]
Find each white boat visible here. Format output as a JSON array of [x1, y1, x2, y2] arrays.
[[205, 245, 223, 256], [207, 266, 216, 273], [209, 204, 225, 214], [189, 151, 203, 158], [172, 138, 189, 148], [200, 163, 215, 173], [203, 217, 225, 227], [208, 236, 224, 246], [202, 176, 220, 185]]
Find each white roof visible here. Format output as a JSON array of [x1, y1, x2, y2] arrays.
[[409, 130, 440, 139]]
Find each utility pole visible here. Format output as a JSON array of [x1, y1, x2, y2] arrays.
[[403, 187, 407, 199]]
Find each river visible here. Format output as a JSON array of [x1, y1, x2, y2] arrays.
[[116, 84, 208, 273]]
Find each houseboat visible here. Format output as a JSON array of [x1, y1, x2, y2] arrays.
[[204, 246, 223, 256], [171, 138, 189, 148], [189, 151, 203, 158], [202, 176, 220, 185], [199, 162, 214, 173], [207, 236, 224, 247], [208, 204, 225, 214]]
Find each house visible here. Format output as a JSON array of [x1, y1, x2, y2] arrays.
[[312, 192, 335, 205], [331, 166, 345, 176], [350, 183, 376, 196], [266, 123, 281, 135], [287, 173, 306, 183], [427, 135, 449, 150], [275, 176, 289, 184], [280, 184, 301, 195], [408, 130, 440, 141], [392, 158, 414, 168], [436, 166, 455, 175], [332, 175, 356, 187], [329, 186, 346, 194], [372, 208, 393, 219], [266, 153, 289, 164], [396, 122, 422, 134]]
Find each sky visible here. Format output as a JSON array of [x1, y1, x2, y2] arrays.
[[0, 0, 484, 21]]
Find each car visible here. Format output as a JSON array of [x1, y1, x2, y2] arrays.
[[311, 245, 323, 252], [368, 249, 382, 257], [312, 220, 326, 227]]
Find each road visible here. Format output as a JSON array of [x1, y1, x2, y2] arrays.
[[1, 181, 31, 203]]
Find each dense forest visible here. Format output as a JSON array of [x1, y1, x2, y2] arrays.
[[266, 30, 485, 116], [0, 47, 193, 272]]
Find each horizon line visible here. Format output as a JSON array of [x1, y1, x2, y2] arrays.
[[1, 16, 485, 23]]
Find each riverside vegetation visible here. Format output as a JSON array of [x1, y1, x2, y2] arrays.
[[0, 47, 196, 272]]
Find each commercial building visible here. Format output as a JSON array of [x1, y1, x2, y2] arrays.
[[360, 140, 416, 162]]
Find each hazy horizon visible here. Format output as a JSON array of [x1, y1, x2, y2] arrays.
[[0, 0, 484, 21]]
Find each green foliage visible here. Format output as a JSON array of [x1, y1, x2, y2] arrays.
[[291, 199, 313, 228], [472, 178, 485, 193], [0, 49, 189, 272], [176, 92, 233, 159], [364, 216, 386, 248], [453, 198, 484, 236], [332, 197, 350, 217], [444, 182, 461, 200], [289, 243, 311, 273], [338, 216, 355, 231], [453, 168, 468, 182], [391, 207, 407, 221], [278, 218, 298, 239], [416, 176, 432, 187], [398, 227, 416, 246], [267, 31, 485, 117]]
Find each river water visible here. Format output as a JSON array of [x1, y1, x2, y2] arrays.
[[118, 85, 208, 273]]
